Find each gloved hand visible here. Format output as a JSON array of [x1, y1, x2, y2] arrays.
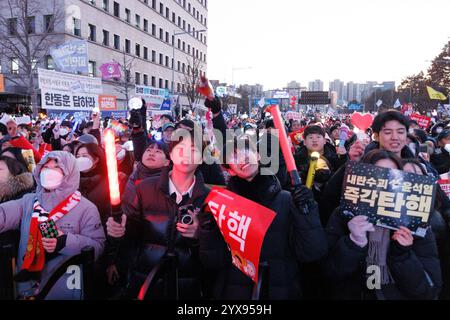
[[291, 184, 317, 214], [347, 215, 375, 248], [204, 95, 222, 114], [314, 169, 332, 184]]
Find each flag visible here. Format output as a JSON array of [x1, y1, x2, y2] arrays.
[[257, 97, 265, 108], [99, 62, 121, 80], [376, 100, 383, 107], [427, 86, 447, 100], [394, 98, 401, 109]]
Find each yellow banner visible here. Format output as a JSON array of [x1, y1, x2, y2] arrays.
[[427, 86, 447, 100]]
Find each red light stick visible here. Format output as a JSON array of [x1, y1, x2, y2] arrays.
[[266, 105, 302, 187], [104, 129, 122, 220]]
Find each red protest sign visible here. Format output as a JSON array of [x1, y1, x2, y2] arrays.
[[205, 187, 276, 283], [289, 128, 305, 146], [410, 113, 431, 129], [438, 180, 450, 200]]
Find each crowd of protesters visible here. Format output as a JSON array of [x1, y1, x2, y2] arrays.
[[0, 95, 449, 300]]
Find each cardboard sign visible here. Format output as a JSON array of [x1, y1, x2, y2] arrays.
[[340, 162, 437, 237], [438, 180, 450, 200], [99, 95, 117, 111], [410, 113, 431, 129], [205, 187, 276, 283]]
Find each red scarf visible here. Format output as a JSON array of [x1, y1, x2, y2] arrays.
[[22, 191, 81, 272]]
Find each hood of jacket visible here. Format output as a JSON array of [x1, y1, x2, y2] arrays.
[[33, 151, 80, 210], [0, 172, 34, 202]]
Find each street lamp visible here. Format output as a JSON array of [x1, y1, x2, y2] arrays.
[[172, 28, 207, 118]]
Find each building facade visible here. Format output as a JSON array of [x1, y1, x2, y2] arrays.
[[0, 0, 208, 109]]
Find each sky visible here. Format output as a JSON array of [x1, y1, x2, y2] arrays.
[[207, 0, 450, 91]]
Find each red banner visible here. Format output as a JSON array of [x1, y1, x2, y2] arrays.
[[99, 95, 117, 111], [289, 128, 305, 146], [438, 180, 450, 200], [205, 187, 276, 283], [410, 113, 431, 129]]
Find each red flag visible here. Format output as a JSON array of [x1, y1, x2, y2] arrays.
[[205, 187, 276, 283]]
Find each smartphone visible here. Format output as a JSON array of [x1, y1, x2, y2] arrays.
[[419, 144, 428, 154]]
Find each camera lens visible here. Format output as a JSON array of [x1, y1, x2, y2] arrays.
[[180, 214, 193, 225]]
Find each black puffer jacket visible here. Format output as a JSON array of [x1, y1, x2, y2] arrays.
[[198, 174, 328, 300], [121, 167, 210, 298], [431, 148, 450, 175], [323, 208, 442, 300]]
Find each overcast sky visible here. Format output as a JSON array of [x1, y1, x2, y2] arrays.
[[207, 0, 450, 90]]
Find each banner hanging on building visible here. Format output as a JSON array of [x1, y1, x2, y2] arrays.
[[135, 85, 169, 109], [49, 40, 89, 74], [38, 68, 102, 94], [41, 89, 98, 110], [99, 62, 121, 80], [340, 161, 437, 237], [205, 187, 276, 283]]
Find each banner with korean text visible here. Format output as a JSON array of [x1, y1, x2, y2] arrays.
[[205, 187, 276, 282], [340, 161, 437, 237]]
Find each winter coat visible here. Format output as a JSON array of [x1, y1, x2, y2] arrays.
[[198, 174, 328, 300], [120, 166, 210, 299], [323, 208, 442, 300], [431, 148, 450, 175], [0, 151, 105, 299]]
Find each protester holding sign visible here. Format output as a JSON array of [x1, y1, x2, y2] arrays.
[[402, 158, 450, 299], [324, 149, 442, 300], [198, 135, 328, 299]]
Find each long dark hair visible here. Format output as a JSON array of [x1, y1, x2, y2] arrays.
[[75, 143, 107, 176], [361, 149, 403, 169]]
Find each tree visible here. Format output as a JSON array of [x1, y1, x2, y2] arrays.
[[0, 0, 64, 116], [178, 55, 205, 108], [427, 42, 450, 90], [110, 49, 136, 105]]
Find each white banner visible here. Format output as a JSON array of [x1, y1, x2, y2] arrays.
[[41, 88, 99, 111], [38, 68, 103, 94], [228, 104, 237, 114], [284, 111, 302, 121]]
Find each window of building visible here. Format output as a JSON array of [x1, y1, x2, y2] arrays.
[[44, 15, 54, 33], [125, 8, 130, 22], [45, 55, 55, 70], [143, 46, 148, 60], [165, 56, 169, 67], [73, 18, 81, 36], [159, 53, 163, 65], [144, 19, 148, 32], [159, 3, 163, 14], [125, 39, 130, 53], [165, 80, 168, 89], [135, 72, 140, 85], [88, 24, 96, 41], [114, 34, 120, 50], [152, 76, 156, 87], [27, 16, 35, 34], [113, 2, 120, 17], [102, 30, 109, 46], [8, 18, 17, 35], [159, 28, 163, 40], [88, 61, 96, 77], [152, 0, 156, 9], [152, 50, 156, 62], [143, 74, 148, 85], [135, 14, 141, 28], [165, 7, 169, 18], [152, 24, 156, 36], [135, 43, 140, 57], [159, 78, 163, 88], [165, 32, 169, 43]]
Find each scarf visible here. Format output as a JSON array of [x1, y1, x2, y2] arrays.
[[366, 226, 394, 286], [21, 191, 81, 273]]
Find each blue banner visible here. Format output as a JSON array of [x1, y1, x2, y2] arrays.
[[50, 40, 89, 74]]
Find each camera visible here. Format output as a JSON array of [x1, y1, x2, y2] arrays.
[[178, 205, 195, 225]]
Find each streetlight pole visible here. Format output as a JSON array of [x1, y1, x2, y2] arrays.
[[172, 29, 206, 119]]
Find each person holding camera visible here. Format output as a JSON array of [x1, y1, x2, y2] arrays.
[[106, 129, 211, 299]]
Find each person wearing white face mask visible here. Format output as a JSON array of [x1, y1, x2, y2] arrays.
[[431, 129, 450, 175], [75, 143, 127, 227], [0, 151, 105, 299]]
